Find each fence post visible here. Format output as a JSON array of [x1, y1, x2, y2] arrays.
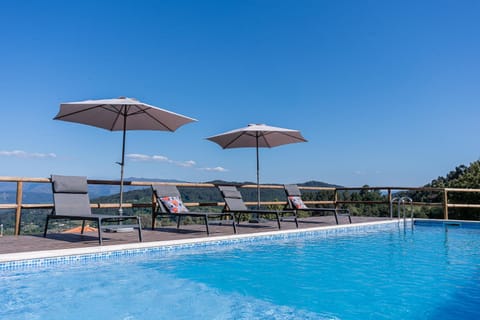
[[334, 188, 338, 209], [151, 190, 157, 229], [387, 188, 392, 218], [15, 181, 23, 236], [443, 189, 449, 220]]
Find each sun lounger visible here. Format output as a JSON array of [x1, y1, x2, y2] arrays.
[[284, 184, 352, 224], [152, 185, 236, 235], [218, 185, 297, 229], [44, 174, 143, 245]]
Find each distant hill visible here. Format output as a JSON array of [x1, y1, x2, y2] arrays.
[[0, 191, 53, 204], [298, 180, 342, 188], [204, 179, 339, 188]]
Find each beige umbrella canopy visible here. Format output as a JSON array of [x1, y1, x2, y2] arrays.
[[207, 123, 307, 209], [54, 97, 197, 214]]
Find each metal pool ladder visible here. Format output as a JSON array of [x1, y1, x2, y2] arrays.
[[390, 196, 414, 229]]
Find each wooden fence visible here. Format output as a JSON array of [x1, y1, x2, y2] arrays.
[[1, 176, 480, 236]]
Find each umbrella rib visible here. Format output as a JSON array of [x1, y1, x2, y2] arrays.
[[262, 131, 307, 143], [280, 132, 308, 142], [55, 103, 128, 132], [143, 113, 176, 132], [54, 104, 106, 119], [127, 105, 176, 131], [109, 105, 125, 131], [250, 132, 269, 148], [222, 132, 251, 149], [105, 105, 173, 131]]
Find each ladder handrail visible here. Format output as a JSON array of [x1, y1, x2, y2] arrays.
[[390, 196, 414, 229], [390, 197, 399, 219]]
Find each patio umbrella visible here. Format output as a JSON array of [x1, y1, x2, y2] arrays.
[[206, 123, 307, 210], [54, 97, 197, 215]]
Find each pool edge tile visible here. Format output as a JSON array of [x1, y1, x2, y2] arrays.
[[0, 220, 401, 270]]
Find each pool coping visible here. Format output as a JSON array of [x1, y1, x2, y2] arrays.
[[0, 220, 399, 264]]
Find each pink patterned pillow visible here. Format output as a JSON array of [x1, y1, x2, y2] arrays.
[[288, 196, 307, 209], [160, 196, 189, 213]]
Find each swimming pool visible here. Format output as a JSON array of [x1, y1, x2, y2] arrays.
[[1, 220, 479, 319]]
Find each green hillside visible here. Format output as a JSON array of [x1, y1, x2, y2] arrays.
[[405, 160, 480, 220]]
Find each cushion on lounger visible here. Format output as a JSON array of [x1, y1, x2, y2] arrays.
[[52, 175, 88, 194], [160, 196, 189, 213], [288, 196, 307, 209]]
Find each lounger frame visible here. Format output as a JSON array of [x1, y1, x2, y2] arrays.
[[219, 185, 298, 229], [44, 174, 143, 245], [152, 185, 237, 235], [284, 184, 352, 225]]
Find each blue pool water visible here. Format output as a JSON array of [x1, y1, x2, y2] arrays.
[[1, 222, 480, 319]]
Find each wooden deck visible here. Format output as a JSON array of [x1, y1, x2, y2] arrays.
[[0, 216, 389, 255]]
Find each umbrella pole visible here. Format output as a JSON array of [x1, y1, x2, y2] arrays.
[[118, 114, 127, 216], [256, 137, 260, 210], [249, 134, 260, 223]]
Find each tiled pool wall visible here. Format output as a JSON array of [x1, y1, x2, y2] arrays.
[[5, 219, 476, 271], [414, 218, 480, 229]]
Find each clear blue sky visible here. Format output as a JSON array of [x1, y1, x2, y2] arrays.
[[0, 0, 479, 187]]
